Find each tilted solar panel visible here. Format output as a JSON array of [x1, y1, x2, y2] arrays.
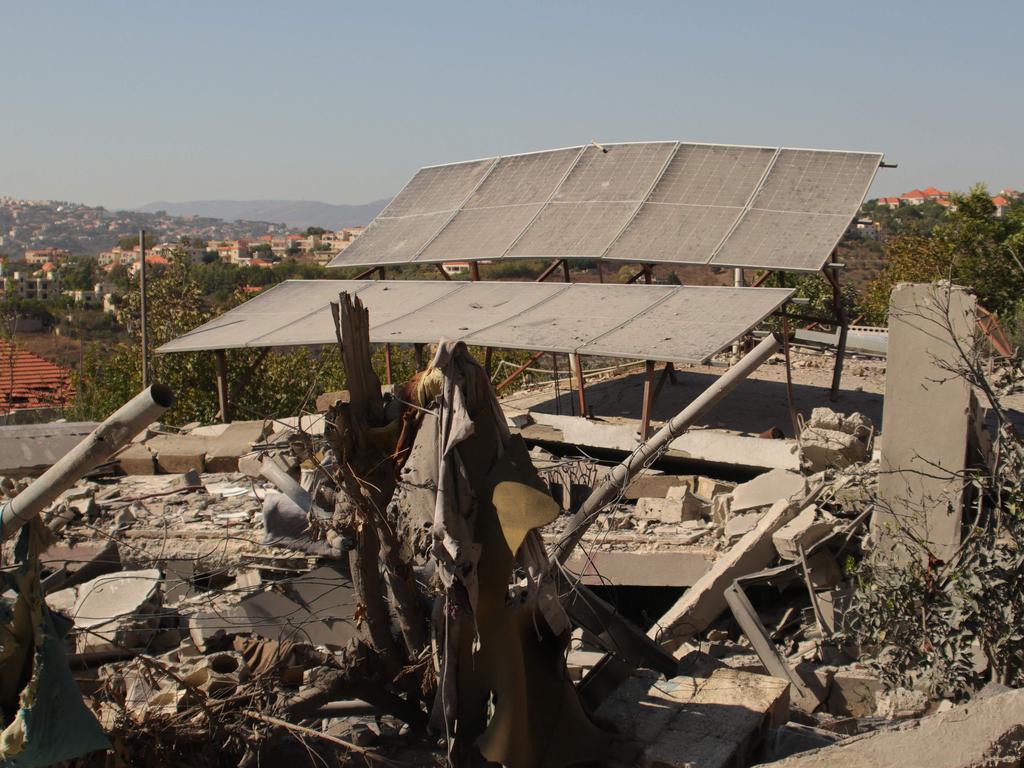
[[157, 280, 794, 365], [327, 142, 882, 273]]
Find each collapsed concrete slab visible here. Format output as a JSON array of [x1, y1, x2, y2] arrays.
[[204, 421, 268, 473], [71, 568, 163, 654], [652, 498, 802, 654], [0, 421, 99, 476], [146, 434, 209, 474], [595, 657, 789, 768], [773, 505, 835, 560], [730, 469, 808, 514], [760, 686, 1024, 768]]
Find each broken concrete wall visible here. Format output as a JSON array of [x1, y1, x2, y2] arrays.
[[761, 686, 1024, 768], [875, 283, 976, 564]]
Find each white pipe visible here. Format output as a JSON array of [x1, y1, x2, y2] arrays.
[[1, 384, 174, 541]]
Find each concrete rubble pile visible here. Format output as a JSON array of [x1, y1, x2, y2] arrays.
[[0, 286, 1018, 768]]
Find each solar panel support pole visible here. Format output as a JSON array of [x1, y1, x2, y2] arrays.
[[495, 349, 546, 392], [434, 263, 452, 281], [825, 265, 848, 400], [640, 360, 656, 439], [535, 259, 564, 283], [550, 332, 783, 567], [469, 261, 481, 281], [214, 349, 230, 422], [571, 353, 587, 417], [732, 268, 745, 364], [139, 229, 149, 389]]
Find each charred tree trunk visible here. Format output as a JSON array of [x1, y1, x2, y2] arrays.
[[327, 294, 428, 669]]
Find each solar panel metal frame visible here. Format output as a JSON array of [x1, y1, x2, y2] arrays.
[[157, 279, 794, 365], [327, 141, 882, 273]]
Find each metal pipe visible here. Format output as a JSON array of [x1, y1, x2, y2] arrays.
[[258, 458, 312, 511], [550, 333, 782, 566], [0, 384, 173, 541]]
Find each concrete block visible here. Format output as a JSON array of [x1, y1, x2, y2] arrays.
[[146, 435, 209, 474], [115, 442, 157, 475], [801, 427, 866, 471], [666, 484, 709, 521], [730, 469, 808, 514], [653, 499, 802, 653], [625, 473, 694, 500], [565, 549, 715, 587], [761, 686, 1024, 768], [696, 476, 735, 501], [205, 421, 268, 473], [595, 663, 789, 768], [773, 505, 836, 560], [72, 568, 162, 654], [725, 511, 764, 543], [826, 666, 883, 718]]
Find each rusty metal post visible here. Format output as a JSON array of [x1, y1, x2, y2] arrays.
[[825, 266, 848, 400], [643, 265, 653, 285], [434, 263, 452, 281], [469, 261, 481, 281], [535, 259, 564, 282], [596, 261, 604, 283], [484, 346, 493, 376], [571, 353, 587, 417], [495, 349, 546, 392], [640, 360, 656, 439], [414, 343, 425, 370], [214, 349, 230, 423], [561, 260, 571, 282], [384, 343, 393, 385]]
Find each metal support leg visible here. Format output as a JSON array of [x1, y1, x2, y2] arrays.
[[495, 349, 546, 393], [214, 349, 230, 423], [469, 261, 481, 281], [825, 267, 848, 400], [484, 347, 493, 376], [571, 353, 587, 417], [435, 263, 452, 281], [414, 343, 425, 370], [535, 259, 564, 282], [640, 360, 656, 440], [561, 260, 571, 283], [384, 343, 393, 385]]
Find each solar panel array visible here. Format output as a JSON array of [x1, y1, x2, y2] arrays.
[[158, 280, 793, 365], [329, 142, 882, 273]]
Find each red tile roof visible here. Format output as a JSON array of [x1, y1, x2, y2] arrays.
[[992, 196, 1009, 206], [0, 340, 73, 411]]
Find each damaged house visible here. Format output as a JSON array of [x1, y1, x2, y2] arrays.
[[1, 140, 1022, 768]]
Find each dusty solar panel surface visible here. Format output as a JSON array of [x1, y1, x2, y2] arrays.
[[330, 141, 882, 273], [159, 280, 793, 364]]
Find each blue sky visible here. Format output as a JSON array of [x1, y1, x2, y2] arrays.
[[4, 1, 1020, 209]]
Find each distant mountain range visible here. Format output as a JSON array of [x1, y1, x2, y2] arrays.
[[135, 199, 389, 230]]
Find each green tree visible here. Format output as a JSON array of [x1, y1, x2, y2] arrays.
[[117, 233, 156, 251], [70, 255, 349, 425], [864, 184, 1024, 324], [60, 255, 99, 291]]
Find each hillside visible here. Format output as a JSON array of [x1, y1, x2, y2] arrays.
[[0, 197, 291, 259], [136, 199, 389, 230]]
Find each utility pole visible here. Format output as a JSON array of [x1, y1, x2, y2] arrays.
[[139, 229, 149, 388]]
